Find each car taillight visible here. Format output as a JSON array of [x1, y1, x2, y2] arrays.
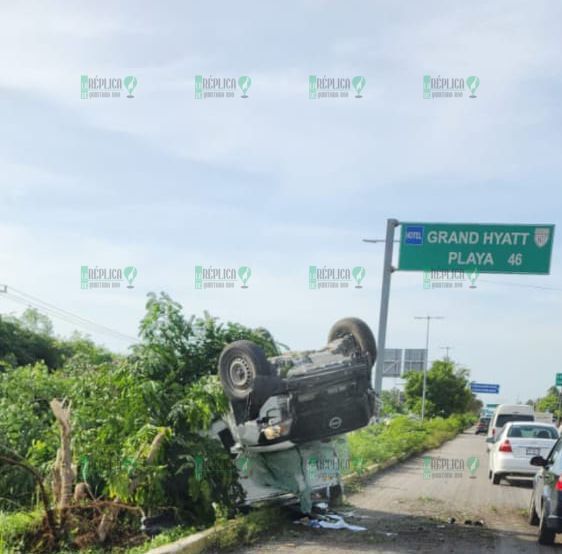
[[498, 440, 512, 453], [556, 477, 562, 491]]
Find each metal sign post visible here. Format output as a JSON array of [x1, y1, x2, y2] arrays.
[[373, 219, 399, 410]]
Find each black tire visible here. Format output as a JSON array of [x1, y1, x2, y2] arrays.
[[538, 503, 556, 545], [218, 341, 272, 405], [528, 491, 539, 526], [328, 318, 377, 368], [488, 470, 492, 480], [492, 472, 502, 485]]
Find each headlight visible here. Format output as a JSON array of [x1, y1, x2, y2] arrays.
[[262, 420, 292, 440]]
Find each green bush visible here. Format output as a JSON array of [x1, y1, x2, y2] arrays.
[[347, 413, 473, 469], [0, 510, 43, 553], [0, 293, 285, 551]]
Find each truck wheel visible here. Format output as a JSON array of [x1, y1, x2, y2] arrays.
[[218, 341, 272, 407], [328, 318, 377, 368], [528, 491, 539, 526], [538, 503, 556, 545]]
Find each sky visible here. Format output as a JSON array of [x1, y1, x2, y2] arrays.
[[0, 1, 561, 404]]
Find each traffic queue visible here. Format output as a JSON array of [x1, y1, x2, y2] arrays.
[[483, 404, 562, 545]]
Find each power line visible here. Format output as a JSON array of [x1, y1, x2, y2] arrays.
[[478, 279, 562, 291], [7, 293, 135, 342], [0, 285, 138, 343], [8, 286, 137, 341], [2, 292, 136, 342]]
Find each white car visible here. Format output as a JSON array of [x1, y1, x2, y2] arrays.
[[486, 404, 534, 451], [488, 421, 558, 485]]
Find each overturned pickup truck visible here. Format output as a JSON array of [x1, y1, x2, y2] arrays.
[[210, 318, 377, 511]]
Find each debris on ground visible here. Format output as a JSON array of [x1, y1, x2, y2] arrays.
[[294, 513, 367, 532]]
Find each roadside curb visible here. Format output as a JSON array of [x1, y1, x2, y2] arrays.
[[144, 522, 234, 554], [145, 429, 467, 554]]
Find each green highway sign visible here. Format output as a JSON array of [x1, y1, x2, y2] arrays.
[[556, 373, 562, 387], [399, 223, 555, 274]]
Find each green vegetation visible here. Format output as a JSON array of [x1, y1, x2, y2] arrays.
[[0, 510, 43, 553], [0, 299, 478, 553], [379, 388, 404, 417], [404, 360, 474, 418], [347, 413, 476, 469], [0, 296, 281, 552], [211, 507, 288, 551], [531, 386, 560, 421]]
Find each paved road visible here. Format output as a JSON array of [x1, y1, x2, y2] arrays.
[[227, 430, 562, 553]]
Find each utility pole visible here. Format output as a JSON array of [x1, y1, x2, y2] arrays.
[[363, 219, 399, 417], [440, 346, 452, 361], [414, 315, 445, 421]]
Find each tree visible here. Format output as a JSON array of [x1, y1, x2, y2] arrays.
[[0, 316, 62, 370], [18, 308, 54, 337], [404, 360, 473, 418], [467, 395, 483, 415], [131, 292, 282, 420], [0, 292, 284, 547], [380, 388, 404, 416], [535, 386, 560, 418]]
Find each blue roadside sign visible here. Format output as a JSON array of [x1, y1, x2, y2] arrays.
[[470, 382, 500, 394]]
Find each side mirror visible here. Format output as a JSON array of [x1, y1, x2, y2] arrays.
[[485, 437, 495, 444], [530, 456, 547, 467]]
